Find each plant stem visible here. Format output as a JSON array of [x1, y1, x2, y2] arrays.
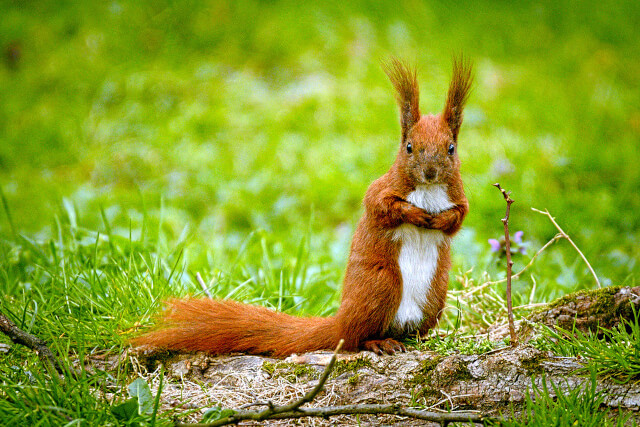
[[532, 208, 601, 288], [494, 183, 517, 347]]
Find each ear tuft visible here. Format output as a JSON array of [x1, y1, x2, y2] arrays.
[[383, 58, 420, 140], [443, 56, 473, 140]]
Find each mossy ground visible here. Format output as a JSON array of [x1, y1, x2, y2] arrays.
[[262, 361, 321, 382], [331, 357, 376, 378]]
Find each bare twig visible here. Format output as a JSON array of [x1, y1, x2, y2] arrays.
[[532, 208, 601, 288], [187, 404, 488, 425], [0, 310, 71, 378], [494, 183, 517, 347], [180, 404, 487, 426], [176, 338, 492, 426], [196, 272, 213, 298]]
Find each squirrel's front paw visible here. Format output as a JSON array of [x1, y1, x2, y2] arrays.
[[429, 210, 459, 233], [405, 208, 434, 228]]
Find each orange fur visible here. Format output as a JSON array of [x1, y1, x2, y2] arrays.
[[132, 57, 473, 356], [135, 299, 338, 356], [443, 56, 474, 140], [383, 58, 420, 139]]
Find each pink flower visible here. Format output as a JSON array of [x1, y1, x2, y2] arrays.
[[513, 231, 524, 244], [488, 239, 501, 252]]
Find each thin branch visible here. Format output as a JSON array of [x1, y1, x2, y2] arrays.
[[180, 404, 487, 426], [196, 272, 213, 298], [0, 310, 71, 378], [532, 208, 601, 288], [494, 183, 517, 347], [204, 404, 488, 423]]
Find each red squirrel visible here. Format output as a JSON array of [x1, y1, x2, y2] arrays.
[[133, 57, 472, 356]]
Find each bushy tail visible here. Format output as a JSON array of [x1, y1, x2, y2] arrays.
[[131, 299, 341, 357]]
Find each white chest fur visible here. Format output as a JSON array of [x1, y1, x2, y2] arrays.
[[391, 184, 454, 332]]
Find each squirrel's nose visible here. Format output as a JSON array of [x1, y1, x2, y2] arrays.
[[424, 167, 437, 182]]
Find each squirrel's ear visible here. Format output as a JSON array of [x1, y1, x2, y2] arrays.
[[383, 58, 420, 141], [442, 56, 473, 141]]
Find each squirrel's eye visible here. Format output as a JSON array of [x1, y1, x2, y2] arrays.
[[406, 142, 413, 154], [448, 143, 455, 156]]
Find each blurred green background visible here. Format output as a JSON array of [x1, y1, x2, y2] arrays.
[[1, 0, 639, 302]]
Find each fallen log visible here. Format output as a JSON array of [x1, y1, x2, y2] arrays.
[[121, 286, 640, 425]]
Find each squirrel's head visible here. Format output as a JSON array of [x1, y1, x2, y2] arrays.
[[384, 57, 473, 186]]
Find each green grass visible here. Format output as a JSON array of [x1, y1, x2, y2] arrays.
[[492, 368, 633, 427], [1, 0, 639, 287], [533, 309, 640, 383], [0, 0, 639, 424], [412, 331, 503, 356]]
